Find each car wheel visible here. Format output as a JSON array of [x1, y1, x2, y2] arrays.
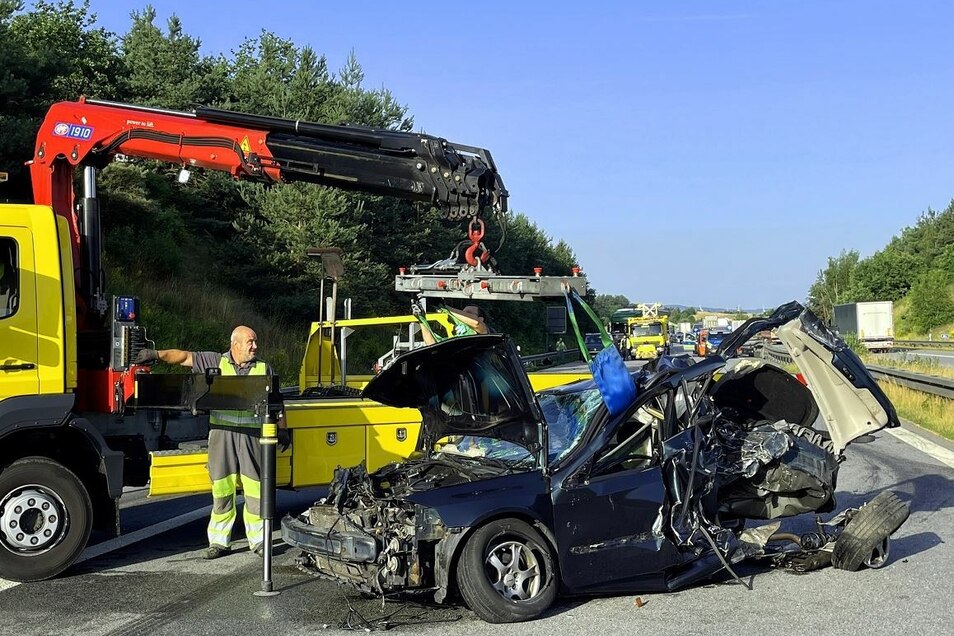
[[832, 491, 909, 572], [456, 518, 558, 623], [0, 457, 93, 582]]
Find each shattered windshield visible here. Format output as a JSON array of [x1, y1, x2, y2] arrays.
[[540, 386, 604, 464], [437, 435, 532, 467]]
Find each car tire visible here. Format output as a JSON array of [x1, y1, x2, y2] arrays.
[[831, 491, 909, 572], [456, 518, 558, 623], [0, 457, 93, 582]]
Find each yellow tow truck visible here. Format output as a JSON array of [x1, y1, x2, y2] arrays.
[[622, 303, 670, 359]]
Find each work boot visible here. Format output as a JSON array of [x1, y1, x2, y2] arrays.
[[252, 544, 265, 558], [203, 545, 230, 560]]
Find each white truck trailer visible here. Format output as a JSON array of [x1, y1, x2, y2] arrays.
[[832, 301, 894, 352]]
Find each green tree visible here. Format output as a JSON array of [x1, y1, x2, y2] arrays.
[[228, 31, 333, 120], [592, 294, 631, 325], [0, 0, 122, 198], [807, 249, 860, 323], [850, 247, 918, 301], [120, 5, 229, 108], [907, 270, 954, 333], [667, 307, 699, 324]]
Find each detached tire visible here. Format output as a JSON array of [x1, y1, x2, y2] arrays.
[[456, 519, 558, 623], [832, 491, 910, 572], [0, 457, 93, 582]]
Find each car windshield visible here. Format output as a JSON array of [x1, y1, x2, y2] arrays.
[[437, 435, 532, 466], [585, 334, 602, 346], [631, 324, 662, 336], [539, 386, 604, 464]]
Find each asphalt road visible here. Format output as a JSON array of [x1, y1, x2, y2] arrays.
[[882, 349, 954, 368], [1, 419, 951, 636]]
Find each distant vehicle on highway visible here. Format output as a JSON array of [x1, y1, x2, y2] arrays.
[[832, 301, 894, 353], [584, 332, 603, 355], [705, 329, 731, 354], [737, 337, 762, 357]]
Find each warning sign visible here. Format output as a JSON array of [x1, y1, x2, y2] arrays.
[[240, 136, 251, 154]]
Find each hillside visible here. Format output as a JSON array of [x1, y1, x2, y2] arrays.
[[808, 199, 954, 331]]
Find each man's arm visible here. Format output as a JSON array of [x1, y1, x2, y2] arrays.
[[447, 309, 489, 334], [132, 348, 194, 366], [158, 349, 194, 366]]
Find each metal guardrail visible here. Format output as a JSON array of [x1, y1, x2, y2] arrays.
[[759, 344, 954, 400], [893, 339, 954, 350], [761, 343, 793, 366], [521, 348, 581, 369]]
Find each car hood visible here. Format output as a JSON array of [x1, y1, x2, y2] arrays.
[[362, 334, 546, 454], [716, 301, 900, 454]]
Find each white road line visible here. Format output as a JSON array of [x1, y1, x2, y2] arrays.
[[902, 351, 954, 360], [74, 504, 212, 564], [1, 503, 214, 593], [886, 427, 954, 470]]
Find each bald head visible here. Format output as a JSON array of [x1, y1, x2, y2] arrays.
[[229, 325, 258, 365]]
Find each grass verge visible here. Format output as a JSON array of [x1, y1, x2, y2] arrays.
[[878, 380, 954, 441]]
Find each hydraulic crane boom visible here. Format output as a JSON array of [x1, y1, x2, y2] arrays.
[[29, 97, 508, 325]]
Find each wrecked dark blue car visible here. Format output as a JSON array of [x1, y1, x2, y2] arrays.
[[282, 302, 909, 623]]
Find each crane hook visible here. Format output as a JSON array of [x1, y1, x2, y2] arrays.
[[464, 218, 491, 266]]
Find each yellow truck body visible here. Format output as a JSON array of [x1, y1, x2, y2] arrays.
[[148, 313, 592, 496]]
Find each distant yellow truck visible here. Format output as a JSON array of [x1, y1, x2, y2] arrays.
[[627, 314, 670, 359]]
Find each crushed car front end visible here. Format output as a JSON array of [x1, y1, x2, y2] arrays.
[[282, 463, 448, 594]]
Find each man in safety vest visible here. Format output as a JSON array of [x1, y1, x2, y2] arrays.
[[133, 325, 289, 559]]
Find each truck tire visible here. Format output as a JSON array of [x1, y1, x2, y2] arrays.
[[456, 519, 558, 623], [832, 491, 909, 572], [0, 457, 93, 582]]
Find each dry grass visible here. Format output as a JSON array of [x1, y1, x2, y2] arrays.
[[111, 272, 308, 384], [878, 380, 954, 441]]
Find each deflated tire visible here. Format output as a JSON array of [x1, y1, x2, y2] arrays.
[[832, 491, 909, 572]]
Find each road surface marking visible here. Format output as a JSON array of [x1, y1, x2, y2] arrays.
[[0, 502, 218, 593], [75, 504, 213, 564], [886, 427, 954, 470]]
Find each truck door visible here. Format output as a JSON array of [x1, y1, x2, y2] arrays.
[[0, 231, 40, 398]]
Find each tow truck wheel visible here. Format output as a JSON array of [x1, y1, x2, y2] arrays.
[[456, 518, 558, 623], [832, 491, 909, 572], [0, 457, 93, 582]]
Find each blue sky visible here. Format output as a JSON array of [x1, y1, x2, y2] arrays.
[[83, 1, 954, 309]]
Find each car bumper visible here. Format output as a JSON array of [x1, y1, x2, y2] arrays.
[[281, 513, 377, 563]]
